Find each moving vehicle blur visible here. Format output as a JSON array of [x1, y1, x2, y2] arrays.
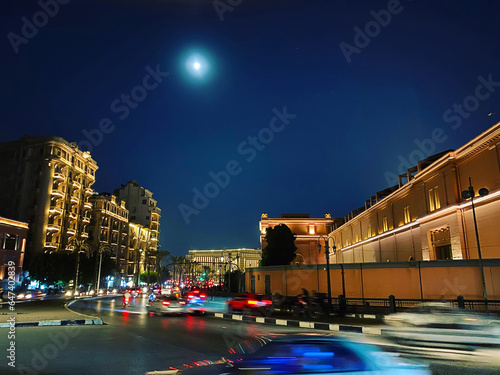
[[147, 295, 186, 316], [384, 302, 500, 329], [226, 293, 273, 315], [176, 334, 431, 374]]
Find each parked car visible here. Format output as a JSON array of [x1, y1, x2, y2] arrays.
[[176, 334, 430, 374], [226, 293, 272, 315], [146, 295, 187, 316]]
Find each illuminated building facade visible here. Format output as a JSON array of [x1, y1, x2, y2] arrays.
[[0, 136, 97, 264], [0, 217, 28, 281], [187, 248, 262, 277], [114, 180, 160, 253], [329, 122, 500, 263], [88, 193, 130, 287], [259, 213, 338, 264]]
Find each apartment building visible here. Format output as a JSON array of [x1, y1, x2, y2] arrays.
[[328, 122, 500, 263], [0, 136, 97, 264], [88, 193, 130, 287], [114, 180, 160, 253]]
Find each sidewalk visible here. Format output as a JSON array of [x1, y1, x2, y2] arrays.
[[0, 297, 105, 327]]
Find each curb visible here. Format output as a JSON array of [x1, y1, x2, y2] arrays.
[[0, 318, 105, 328], [206, 312, 383, 335]]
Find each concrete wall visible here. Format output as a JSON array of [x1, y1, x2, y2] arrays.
[[246, 259, 500, 300]]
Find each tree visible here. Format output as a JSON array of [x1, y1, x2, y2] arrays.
[[261, 224, 297, 266]]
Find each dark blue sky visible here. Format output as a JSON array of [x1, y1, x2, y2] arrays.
[[2, 0, 500, 255]]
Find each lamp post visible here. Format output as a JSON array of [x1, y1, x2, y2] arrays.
[[461, 177, 489, 306], [68, 237, 90, 296], [317, 235, 336, 312], [228, 253, 232, 294]]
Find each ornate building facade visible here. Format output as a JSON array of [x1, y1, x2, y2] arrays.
[[0, 136, 97, 264], [259, 213, 339, 264], [88, 193, 130, 287], [328, 122, 500, 264]]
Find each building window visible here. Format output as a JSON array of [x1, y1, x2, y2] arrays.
[[382, 217, 388, 232], [367, 224, 372, 238], [142, 199, 147, 204], [404, 206, 411, 224], [429, 187, 441, 212], [308, 224, 315, 235]]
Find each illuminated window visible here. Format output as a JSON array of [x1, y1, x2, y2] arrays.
[[429, 187, 441, 212], [434, 187, 441, 210], [309, 224, 315, 235], [382, 217, 388, 232], [404, 206, 411, 224]]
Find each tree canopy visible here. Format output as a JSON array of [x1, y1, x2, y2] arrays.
[[261, 224, 297, 266]]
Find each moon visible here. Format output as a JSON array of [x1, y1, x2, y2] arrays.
[[193, 62, 201, 70]]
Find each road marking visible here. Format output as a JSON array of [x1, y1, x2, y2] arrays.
[[299, 321, 314, 328], [329, 324, 340, 331]]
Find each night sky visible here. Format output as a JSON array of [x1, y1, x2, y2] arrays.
[[2, 0, 500, 255]]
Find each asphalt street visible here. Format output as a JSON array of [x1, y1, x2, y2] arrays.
[[0, 297, 498, 375]]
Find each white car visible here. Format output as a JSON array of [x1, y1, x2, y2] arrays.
[[146, 296, 186, 316], [383, 302, 500, 329]]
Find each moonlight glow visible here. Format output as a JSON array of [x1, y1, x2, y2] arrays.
[[182, 49, 213, 82]]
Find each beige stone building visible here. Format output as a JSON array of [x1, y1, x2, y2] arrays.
[[114, 180, 160, 253], [87, 193, 130, 287], [328, 122, 500, 264], [259, 213, 340, 264], [0, 136, 97, 264]]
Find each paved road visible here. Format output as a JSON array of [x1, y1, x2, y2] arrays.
[[0, 297, 498, 375]]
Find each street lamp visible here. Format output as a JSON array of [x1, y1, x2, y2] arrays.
[[461, 177, 489, 306], [68, 237, 90, 296], [317, 235, 336, 312]]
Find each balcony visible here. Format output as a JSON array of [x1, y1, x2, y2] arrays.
[[51, 189, 64, 199], [82, 216, 90, 223], [84, 187, 93, 195], [53, 172, 65, 182], [67, 228, 76, 236], [49, 206, 63, 216], [70, 196, 79, 205], [81, 232, 88, 239], [72, 181, 81, 190], [83, 201, 92, 210], [46, 224, 61, 232], [68, 212, 77, 220], [44, 242, 59, 249]]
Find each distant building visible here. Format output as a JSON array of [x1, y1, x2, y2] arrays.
[[88, 193, 130, 287], [259, 213, 339, 264], [0, 136, 97, 264], [329, 122, 500, 263], [0, 216, 28, 282], [114, 180, 160, 253], [187, 248, 262, 276]]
